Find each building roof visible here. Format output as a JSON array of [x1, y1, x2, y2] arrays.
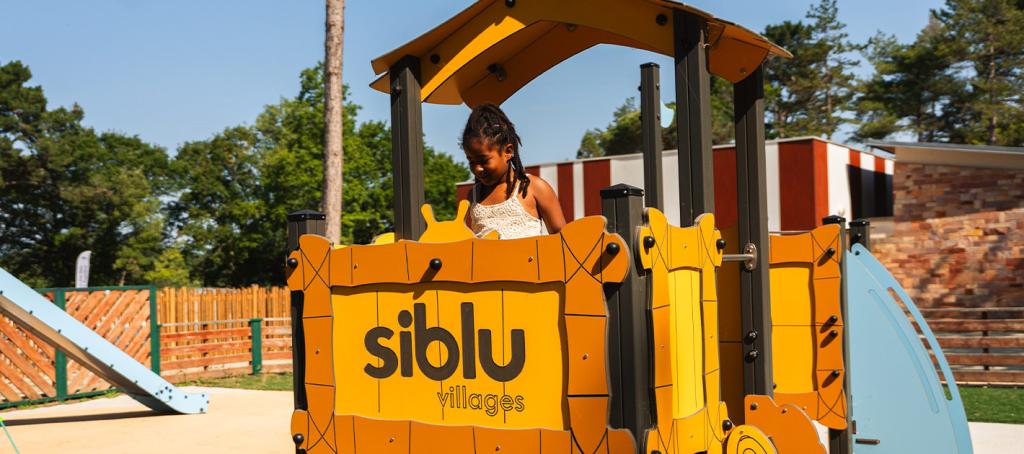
[[867, 141, 1024, 170], [369, 0, 790, 106]]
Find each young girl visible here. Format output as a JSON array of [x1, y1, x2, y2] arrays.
[[461, 104, 566, 239]]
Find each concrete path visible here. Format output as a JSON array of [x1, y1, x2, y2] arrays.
[[1, 387, 293, 453], [1, 388, 1021, 453]]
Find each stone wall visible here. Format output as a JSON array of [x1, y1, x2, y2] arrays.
[[872, 162, 1024, 308]]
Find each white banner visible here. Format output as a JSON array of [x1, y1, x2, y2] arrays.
[[75, 250, 91, 288]]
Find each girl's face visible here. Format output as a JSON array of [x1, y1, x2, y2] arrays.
[[464, 139, 514, 186]]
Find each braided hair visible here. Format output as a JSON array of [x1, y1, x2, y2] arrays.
[[461, 103, 530, 197]]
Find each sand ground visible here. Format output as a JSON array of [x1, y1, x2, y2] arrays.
[[0, 387, 293, 453], [0, 388, 1021, 453]]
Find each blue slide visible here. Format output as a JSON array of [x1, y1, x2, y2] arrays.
[[0, 267, 207, 414], [847, 244, 972, 453]]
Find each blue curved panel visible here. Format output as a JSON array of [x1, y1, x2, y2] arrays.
[[847, 244, 972, 453]]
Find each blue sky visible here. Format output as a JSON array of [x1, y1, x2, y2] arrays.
[[1, 0, 944, 165]]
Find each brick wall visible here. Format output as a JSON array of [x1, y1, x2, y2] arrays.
[[873, 162, 1024, 308]]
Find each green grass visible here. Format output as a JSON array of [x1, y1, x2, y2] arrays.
[[958, 386, 1024, 424], [181, 373, 294, 391]]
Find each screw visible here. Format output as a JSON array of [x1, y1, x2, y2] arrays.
[[504, 0, 515, 7], [750, 402, 759, 411], [827, 315, 838, 324], [722, 420, 734, 431], [744, 330, 758, 343], [287, 258, 298, 268], [825, 247, 836, 258], [429, 258, 443, 270], [656, 13, 668, 25], [430, 54, 440, 64], [643, 236, 656, 248], [716, 239, 727, 250], [831, 370, 841, 378], [293, 434, 304, 445], [745, 350, 759, 362], [606, 242, 620, 256], [829, 329, 838, 338]]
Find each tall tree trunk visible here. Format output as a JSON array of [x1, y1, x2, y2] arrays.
[[323, 0, 345, 243]]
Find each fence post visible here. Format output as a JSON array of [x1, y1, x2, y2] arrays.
[[148, 285, 161, 375], [54, 289, 68, 401], [600, 183, 652, 438], [250, 318, 264, 375]]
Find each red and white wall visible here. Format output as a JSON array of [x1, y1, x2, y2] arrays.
[[457, 137, 894, 231]]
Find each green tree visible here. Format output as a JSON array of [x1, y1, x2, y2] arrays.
[[935, 0, 1024, 145], [853, 22, 961, 142], [805, 0, 862, 138], [763, 20, 820, 138], [577, 84, 734, 159], [0, 61, 170, 287], [172, 65, 467, 286]]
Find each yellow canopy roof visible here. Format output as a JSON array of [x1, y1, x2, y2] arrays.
[[370, 0, 791, 106]]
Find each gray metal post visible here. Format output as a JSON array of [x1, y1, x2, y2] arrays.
[[600, 184, 652, 439], [390, 55, 426, 240], [286, 210, 325, 414], [673, 10, 714, 225], [823, 214, 852, 454], [850, 218, 870, 250], [640, 63, 664, 210], [733, 66, 773, 396]]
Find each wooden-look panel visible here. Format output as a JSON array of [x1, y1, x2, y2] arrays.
[[767, 224, 847, 430], [286, 208, 634, 454], [638, 209, 729, 454]]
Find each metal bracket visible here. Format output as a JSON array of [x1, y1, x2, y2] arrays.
[[722, 242, 758, 270]]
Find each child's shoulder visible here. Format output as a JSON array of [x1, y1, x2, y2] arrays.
[[525, 174, 557, 201]]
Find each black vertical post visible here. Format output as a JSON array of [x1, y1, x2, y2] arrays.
[[600, 184, 652, 440], [286, 210, 325, 415], [674, 10, 715, 226], [640, 63, 664, 210], [849, 218, 870, 250], [823, 214, 852, 454], [733, 66, 773, 396], [390, 55, 426, 240]]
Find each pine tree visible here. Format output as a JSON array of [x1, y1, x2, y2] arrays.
[[854, 19, 961, 142], [763, 20, 821, 138], [935, 0, 1024, 145], [805, 0, 862, 138]]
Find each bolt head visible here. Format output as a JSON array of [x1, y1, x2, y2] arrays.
[[287, 257, 298, 268], [606, 242, 620, 256], [655, 13, 668, 25], [293, 434, 304, 445], [722, 420, 734, 431], [643, 236, 656, 249], [429, 258, 443, 270], [716, 238, 727, 250]]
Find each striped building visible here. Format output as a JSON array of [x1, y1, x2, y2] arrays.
[[457, 137, 894, 231]]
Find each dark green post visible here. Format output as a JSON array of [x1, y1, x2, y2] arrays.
[[823, 215, 852, 454], [640, 63, 664, 210], [600, 184, 651, 437], [850, 218, 871, 250], [250, 318, 264, 375], [54, 289, 68, 401], [148, 285, 160, 375], [390, 55, 427, 240], [674, 10, 715, 225], [734, 66, 773, 396]]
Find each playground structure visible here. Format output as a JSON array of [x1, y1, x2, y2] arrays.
[[285, 1, 972, 453]]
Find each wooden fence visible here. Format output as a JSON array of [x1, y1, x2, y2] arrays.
[[1, 286, 293, 408], [0, 286, 156, 407], [921, 306, 1024, 386], [156, 287, 292, 381]]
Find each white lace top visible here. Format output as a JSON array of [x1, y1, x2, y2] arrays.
[[469, 182, 546, 239]]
